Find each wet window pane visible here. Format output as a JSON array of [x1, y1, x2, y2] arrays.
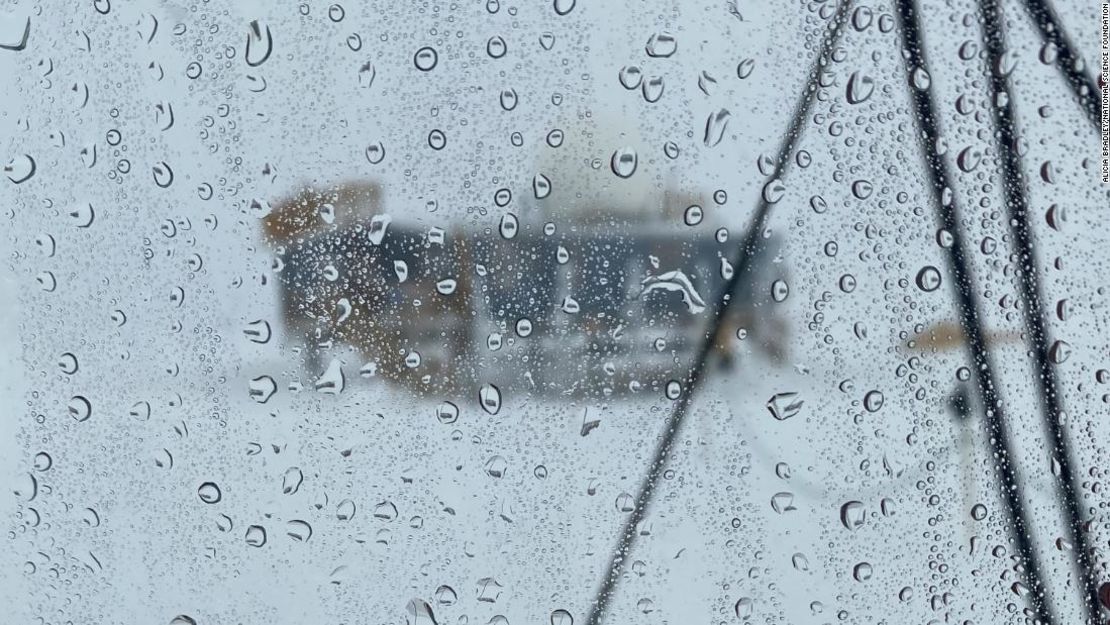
[[2, 1, 1107, 624]]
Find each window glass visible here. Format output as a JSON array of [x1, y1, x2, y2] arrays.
[[2, 1, 1106, 624]]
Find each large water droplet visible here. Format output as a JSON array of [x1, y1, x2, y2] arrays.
[[610, 147, 638, 178], [533, 173, 551, 199], [479, 384, 502, 415], [245, 524, 267, 547], [645, 32, 676, 58], [840, 500, 865, 531], [249, 376, 277, 403], [552, 0, 576, 16], [846, 71, 874, 104], [915, 266, 942, 292], [766, 392, 802, 420], [406, 598, 439, 625], [414, 46, 438, 71], [703, 109, 731, 147], [863, 390, 884, 412], [243, 20, 274, 67], [618, 65, 642, 89], [68, 395, 92, 421], [197, 482, 222, 504]]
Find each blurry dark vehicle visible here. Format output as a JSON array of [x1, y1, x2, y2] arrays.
[[263, 181, 787, 398]]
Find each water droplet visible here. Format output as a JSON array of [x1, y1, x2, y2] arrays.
[[840, 500, 865, 531], [639, 270, 706, 313], [552, 0, 576, 16], [645, 32, 676, 58], [249, 375, 277, 403], [970, 503, 987, 521], [365, 142, 386, 164], [436, 279, 458, 295], [1045, 204, 1066, 231], [703, 108, 731, 147], [58, 352, 79, 374], [664, 380, 682, 400], [810, 195, 827, 214], [479, 384, 502, 415], [243, 320, 271, 344], [610, 147, 638, 178], [487, 333, 503, 351], [435, 585, 458, 606], [683, 205, 703, 226], [846, 71, 874, 104], [130, 400, 151, 420], [720, 258, 734, 279], [762, 179, 786, 203], [358, 61, 376, 88], [68, 395, 91, 421], [486, 36, 507, 58], [436, 401, 459, 424], [499, 213, 519, 239], [4, 154, 36, 183], [281, 467, 303, 495], [767, 392, 802, 420], [618, 65, 642, 89], [853, 562, 873, 582], [915, 266, 942, 292], [851, 179, 873, 200], [245, 524, 267, 547], [69, 202, 95, 227], [36, 271, 56, 292], [957, 146, 981, 172], [336, 499, 356, 521], [485, 455, 508, 478], [863, 390, 884, 412], [427, 129, 447, 150], [244, 20, 273, 67], [789, 552, 809, 571], [499, 88, 518, 111], [556, 245, 570, 264], [533, 173, 552, 199], [33, 452, 52, 471], [283, 519, 311, 542], [515, 318, 533, 337], [734, 597, 754, 619], [770, 279, 789, 302], [414, 46, 438, 71], [476, 577, 504, 603], [641, 76, 664, 103], [770, 491, 795, 513], [197, 482, 222, 504], [368, 214, 391, 244], [736, 58, 755, 79], [0, 15, 31, 51], [1048, 340, 1071, 364]]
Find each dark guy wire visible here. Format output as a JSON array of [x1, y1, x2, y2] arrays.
[[583, 2, 854, 623], [1018, 0, 1103, 127], [892, 0, 1057, 623], [978, 0, 1100, 621]]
